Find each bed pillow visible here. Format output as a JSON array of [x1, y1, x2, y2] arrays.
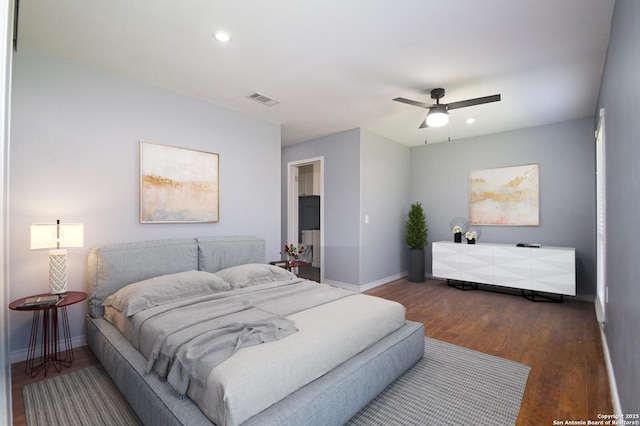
[[102, 270, 231, 317], [214, 263, 296, 288]]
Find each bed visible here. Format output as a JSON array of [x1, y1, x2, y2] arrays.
[[85, 236, 424, 426]]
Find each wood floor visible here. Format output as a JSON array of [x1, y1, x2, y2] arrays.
[[10, 278, 612, 425], [366, 278, 612, 426]]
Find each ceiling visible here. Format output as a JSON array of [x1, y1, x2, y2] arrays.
[[17, 0, 615, 147]]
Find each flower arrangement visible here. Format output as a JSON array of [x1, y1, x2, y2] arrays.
[[281, 243, 304, 261], [465, 231, 478, 240], [450, 217, 469, 243]]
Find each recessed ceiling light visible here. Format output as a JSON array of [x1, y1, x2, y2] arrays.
[[214, 31, 232, 43], [466, 118, 475, 124]]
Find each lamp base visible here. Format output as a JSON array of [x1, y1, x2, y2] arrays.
[[48, 249, 68, 294]]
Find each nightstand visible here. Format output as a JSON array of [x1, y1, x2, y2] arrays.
[[270, 260, 307, 275], [9, 291, 87, 377]]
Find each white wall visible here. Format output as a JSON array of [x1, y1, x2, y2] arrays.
[[8, 48, 282, 359]]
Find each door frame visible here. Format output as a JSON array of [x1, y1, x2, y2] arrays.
[[595, 108, 607, 323], [287, 157, 324, 282]]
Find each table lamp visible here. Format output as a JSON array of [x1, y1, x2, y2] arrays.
[[31, 220, 84, 294]]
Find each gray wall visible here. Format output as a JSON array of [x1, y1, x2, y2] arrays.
[[9, 48, 282, 359], [410, 118, 596, 297], [281, 128, 410, 288], [281, 129, 361, 285], [359, 129, 411, 285], [596, 0, 640, 413]]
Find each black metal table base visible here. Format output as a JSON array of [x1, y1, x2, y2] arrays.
[[25, 306, 74, 377], [446, 279, 564, 303]]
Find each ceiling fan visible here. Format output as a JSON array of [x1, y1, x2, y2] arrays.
[[393, 88, 501, 129]]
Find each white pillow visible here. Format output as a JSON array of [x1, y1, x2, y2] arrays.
[[102, 270, 231, 317], [214, 263, 296, 288]]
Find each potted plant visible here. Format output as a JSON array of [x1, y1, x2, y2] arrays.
[[405, 202, 428, 282]]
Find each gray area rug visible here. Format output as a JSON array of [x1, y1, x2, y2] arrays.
[[24, 337, 531, 426], [346, 337, 532, 425], [23, 364, 141, 426]]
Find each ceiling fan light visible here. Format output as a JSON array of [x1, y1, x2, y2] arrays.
[[214, 31, 232, 43], [426, 106, 449, 127]]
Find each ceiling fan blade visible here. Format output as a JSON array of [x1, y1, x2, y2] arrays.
[[446, 94, 501, 110], [393, 97, 432, 109], [418, 118, 428, 129]]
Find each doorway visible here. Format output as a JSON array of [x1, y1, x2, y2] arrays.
[[287, 157, 324, 282]]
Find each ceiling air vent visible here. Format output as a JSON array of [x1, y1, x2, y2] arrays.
[[247, 92, 280, 107]]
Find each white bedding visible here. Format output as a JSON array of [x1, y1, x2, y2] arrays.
[[102, 269, 406, 426], [201, 294, 406, 426]]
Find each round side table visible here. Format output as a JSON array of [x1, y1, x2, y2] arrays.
[[9, 291, 87, 377]]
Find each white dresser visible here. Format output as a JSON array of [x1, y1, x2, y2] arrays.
[[432, 241, 576, 298]]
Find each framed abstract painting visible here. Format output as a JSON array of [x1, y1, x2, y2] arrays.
[[469, 163, 539, 226], [140, 141, 219, 223]]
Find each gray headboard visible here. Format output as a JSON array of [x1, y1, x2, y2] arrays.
[[87, 236, 265, 318]]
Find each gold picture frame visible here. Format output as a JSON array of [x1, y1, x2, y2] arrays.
[[140, 141, 219, 223]]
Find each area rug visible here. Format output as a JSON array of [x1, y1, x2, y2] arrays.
[[23, 364, 141, 426], [346, 337, 532, 425], [24, 337, 531, 426]]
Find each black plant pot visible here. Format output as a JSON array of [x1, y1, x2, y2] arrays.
[[467, 238, 476, 244], [408, 249, 425, 283], [454, 232, 462, 243]]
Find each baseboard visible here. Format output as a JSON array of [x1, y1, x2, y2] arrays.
[[10, 335, 86, 364], [322, 279, 361, 292], [359, 272, 407, 292], [599, 321, 622, 415], [573, 293, 595, 303], [324, 272, 407, 293]]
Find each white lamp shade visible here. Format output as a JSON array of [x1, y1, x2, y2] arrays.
[[426, 107, 449, 127], [31, 223, 84, 250]]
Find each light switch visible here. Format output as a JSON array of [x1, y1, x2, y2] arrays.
[[364, 215, 369, 224]]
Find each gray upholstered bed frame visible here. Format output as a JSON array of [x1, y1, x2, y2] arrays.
[[85, 236, 425, 425]]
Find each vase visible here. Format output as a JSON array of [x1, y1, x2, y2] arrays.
[[288, 256, 297, 266], [454, 232, 462, 243], [467, 238, 475, 244], [408, 249, 425, 283]]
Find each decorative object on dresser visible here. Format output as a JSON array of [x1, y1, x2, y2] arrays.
[[405, 202, 428, 282], [449, 217, 469, 243], [432, 241, 575, 302], [464, 224, 481, 244], [30, 220, 84, 294]]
